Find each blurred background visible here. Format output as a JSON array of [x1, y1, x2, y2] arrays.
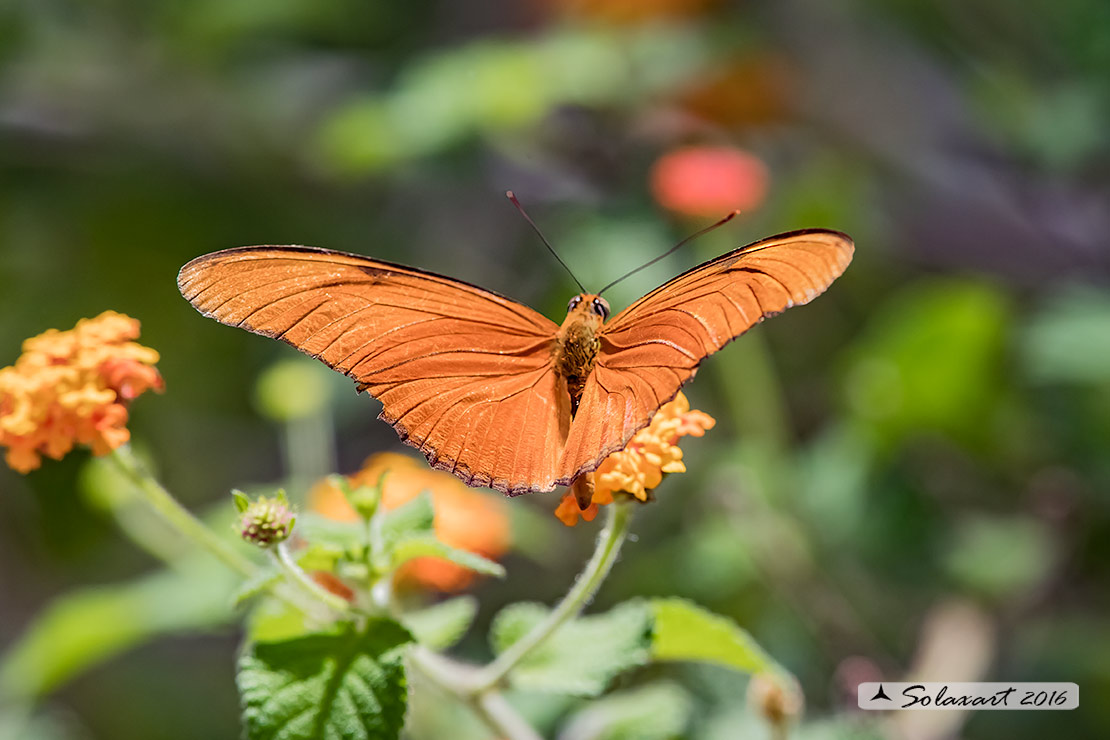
[[1, 0, 1109, 738]]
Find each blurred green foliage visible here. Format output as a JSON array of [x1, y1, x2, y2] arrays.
[[2, 0, 1110, 738]]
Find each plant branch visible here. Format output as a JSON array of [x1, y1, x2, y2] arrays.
[[470, 499, 633, 694], [409, 647, 542, 740], [271, 541, 355, 617], [109, 445, 256, 579], [109, 445, 333, 619]]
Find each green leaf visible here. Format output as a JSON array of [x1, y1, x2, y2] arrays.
[[943, 515, 1054, 599], [233, 565, 283, 609], [559, 682, 693, 740], [841, 280, 1010, 449], [378, 492, 435, 551], [401, 596, 478, 650], [232, 489, 251, 513], [490, 601, 651, 696], [1020, 286, 1110, 384], [390, 534, 505, 579], [297, 541, 347, 573], [238, 620, 413, 740], [247, 599, 312, 644], [0, 561, 235, 700], [649, 598, 777, 675], [0, 707, 79, 740], [295, 513, 362, 550]]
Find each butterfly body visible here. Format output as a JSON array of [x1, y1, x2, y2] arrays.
[[555, 293, 610, 414], [179, 229, 853, 496]]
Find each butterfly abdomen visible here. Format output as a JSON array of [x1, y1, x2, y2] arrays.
[[555, 295, 609, 416]]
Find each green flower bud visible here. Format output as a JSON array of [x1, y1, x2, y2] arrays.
[[330, 471, 387, 521], [238, 490, 295, 547]]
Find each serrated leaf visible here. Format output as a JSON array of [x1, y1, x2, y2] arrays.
[[557, 682, 692, 740], [649, 598, 776, 675], [390, 534, 505, 578], [401, 596, 478, 650], [378, 492, 435, 550], [237, 620, 413, 740], [491, 601, 651, 696]]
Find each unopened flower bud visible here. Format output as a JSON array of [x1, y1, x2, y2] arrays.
[[747, 672, 803, 729], [237, 490, 295, 547], [330, 471, 386, 521]]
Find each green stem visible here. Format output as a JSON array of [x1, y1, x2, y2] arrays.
[[109, 445, 256, 579], [409, 648, 542, 740], [470, 500, 633, 694], [271, 542, 355, 617], [716, 331, 790, 457], [473, 691, 544, 740], [108, 446, 333, 620]]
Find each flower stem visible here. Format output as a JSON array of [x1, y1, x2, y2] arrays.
[[473, 691, 544, 740], [271, 541, 354, 617], [108, 445, 256, 579], [409, 647, 542, 740], [470, 499, 633, 694]]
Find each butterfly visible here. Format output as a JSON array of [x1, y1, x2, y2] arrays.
[[178, 227, 852, 496]]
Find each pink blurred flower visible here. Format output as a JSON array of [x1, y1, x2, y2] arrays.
[[651, 145, 769, 218]]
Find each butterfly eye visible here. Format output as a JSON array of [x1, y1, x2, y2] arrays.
[[567, 296, 583, 312], [591, 298, 610, 319]]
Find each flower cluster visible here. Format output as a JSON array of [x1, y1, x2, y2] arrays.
[[311, 452, 511, 591], [0, 311, 164, 473], [555, 392, 714, 526]]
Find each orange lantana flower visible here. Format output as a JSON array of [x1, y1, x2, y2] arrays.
[[0, 311, 164, 473], [555, 391, 714, 526], [311, 452, 511, 592]]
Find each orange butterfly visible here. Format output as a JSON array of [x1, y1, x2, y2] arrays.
[[178, 227, 852, 496]]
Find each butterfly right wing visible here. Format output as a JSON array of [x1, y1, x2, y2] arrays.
[[557, 229, 854, 483], [179, 246, 571, 494]]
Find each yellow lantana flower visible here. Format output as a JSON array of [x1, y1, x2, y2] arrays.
[[0, 312, 163, 472], [555, 391, 715, 526]]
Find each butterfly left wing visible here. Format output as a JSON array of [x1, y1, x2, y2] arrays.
[[556, 229, 854, 483], [179, 246, 571, 494]]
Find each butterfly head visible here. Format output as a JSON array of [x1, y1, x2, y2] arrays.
[[566, 294, 610, 324]]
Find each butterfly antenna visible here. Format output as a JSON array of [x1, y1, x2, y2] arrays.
[[506, 191, 586, 293], [596, 210, 741, 296]]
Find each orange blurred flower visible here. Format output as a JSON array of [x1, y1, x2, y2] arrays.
[[542, 0, 719, 24], [0, 311, 164, 473], [556, 391, 714, 526], [651, 145, 769, 218], [678, 55, 796, 129], [310, 452, 512, 592]]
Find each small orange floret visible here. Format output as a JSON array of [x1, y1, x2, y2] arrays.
[[310, 452, 511, 591], [0, 311, 164, 472], [555, 392, 714, 526]]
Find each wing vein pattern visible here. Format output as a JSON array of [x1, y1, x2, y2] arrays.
[[179, 247, 569, 494], [179, 230, 852, 495]]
